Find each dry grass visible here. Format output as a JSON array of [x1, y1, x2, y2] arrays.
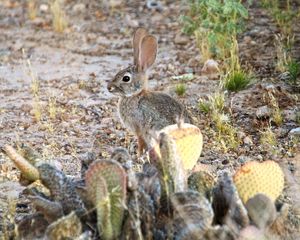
[[48, 96, 57, 120], [27, 0, 37, 20], [199, 92, 239, 152], [50, 0, 68, 32], [268, 92, 283, 126], [260, 127, 277, 150], [1, 199, 18, 240], [275, 34, 293, 73], [23, 49, 42, 122]]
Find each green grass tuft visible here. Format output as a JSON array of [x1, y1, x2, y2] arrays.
[[224, 70, 252, 92], [286, 59, 300, 86], [175, 83, 187, 97]]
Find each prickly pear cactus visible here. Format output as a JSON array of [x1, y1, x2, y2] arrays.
[[37, 163, 86, 217], [17, 143, 42, 165], [158, 123, 203, 170], [4, 145, 40, 181], [212, 172, 249, 228], [45, 211, 82, 240], [171, 191, 213, 239], [188, 170, 215, 201], [233, 161, 284, 204], [85, 160, 126, 240], [158, 132, 186, 193], [245, 193, 276, 229]]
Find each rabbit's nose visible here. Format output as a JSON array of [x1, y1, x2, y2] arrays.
[[107, 84, 115, 92]]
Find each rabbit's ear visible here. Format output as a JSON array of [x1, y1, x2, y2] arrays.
[[133, 28, 148, 66], [138, 35, 157, 72]]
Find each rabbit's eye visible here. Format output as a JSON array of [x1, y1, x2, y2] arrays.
[[122, 75, 131, 82]]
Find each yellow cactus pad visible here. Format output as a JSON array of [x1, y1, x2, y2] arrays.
[[233, 161, 284, 204], [158, 123, 203, 170]]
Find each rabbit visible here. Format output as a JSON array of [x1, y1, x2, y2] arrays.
[[107, 28, 191, 155]]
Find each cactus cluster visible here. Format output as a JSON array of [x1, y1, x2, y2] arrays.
[[4, 135, 286, 240], [233, 160, 284, 204]]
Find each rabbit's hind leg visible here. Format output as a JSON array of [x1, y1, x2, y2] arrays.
[[137, 135, 147, 157]]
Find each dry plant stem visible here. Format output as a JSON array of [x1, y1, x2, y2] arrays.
[[28, 0, 37, 20], [50, 0, 68, 32], [3, 145, 40, 181], [127, 192, 143, 240], [22, 48, 42, 122]]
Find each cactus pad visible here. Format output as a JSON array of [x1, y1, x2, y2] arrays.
[[188, 170, 215, 200], [233, 160, 284, 204], [45, 211, 82, 240], [4, 145, 39, 181], [85, 160, 126, 240], [157, 123, 203, 171]]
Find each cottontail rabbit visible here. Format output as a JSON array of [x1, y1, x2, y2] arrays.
[[107, 28, 191, 154]]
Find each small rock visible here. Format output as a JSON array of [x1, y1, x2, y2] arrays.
[[243, 36, 252, 44], [146, 0, 163, 11], [289, 127, 300, 137], [245, 194, 276, 229], [174, 33, 189, 45], [72, 3, 86, 14], [201, 59, 219, 74], [243, 136, 253, 145], [256, 105, 271, 119], [39, 4, 49, 13], [283, 110, 296, 121], [274, 128, 288, 138], [21, 104, 32, 113], [31, 17, 46, 27], [237, 131, 246, 140], [125, 15, 139, 28], [238, 156, 248, 164], [151, 13, 164, 23]]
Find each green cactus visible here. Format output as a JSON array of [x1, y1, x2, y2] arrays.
[[85, 160, 126, 240], [233, 160, 284, 204], [45, 211, 82, 240], [188, 170, 215, 201], [3, 145, 39, 181], [154, 132, 187, 214], [17, 143, 42, 165]]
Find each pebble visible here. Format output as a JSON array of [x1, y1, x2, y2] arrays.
[[72, 3, 86, 14], [256, 105, 271, 119], [125, 15, 139, 28], [146, 0, 163, 11], [283, 110, 296, 121], [174, 33, 189, 45], [274, 128, 288, 138], [243, 136, 253, 145], [289, 127, 300, 137], [21, 104, 32, 113], [39, 4, 49, 13], [201, 59, 219, 74], [237, 131, 246, 140], [238, 155, 249, 164], [243, 36, 252, 44], [31, 17, 46, 27]]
